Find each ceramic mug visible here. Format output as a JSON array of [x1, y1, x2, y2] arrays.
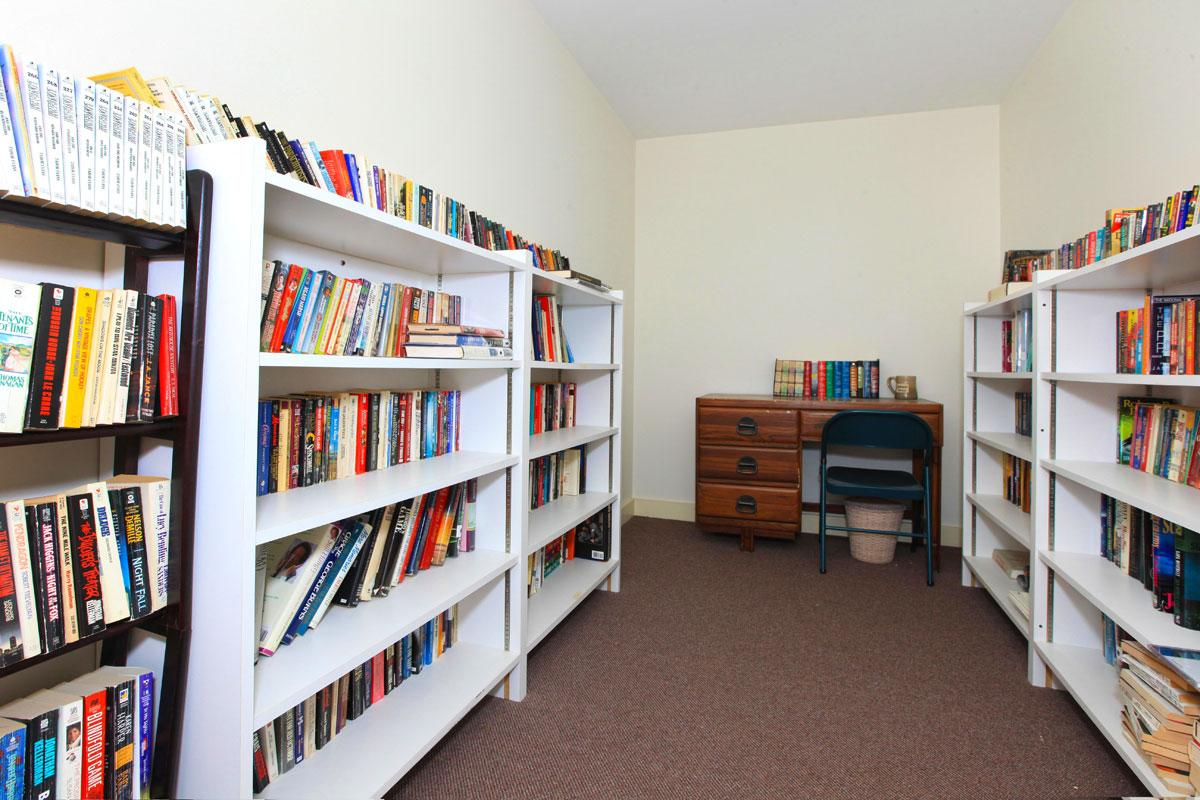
[[888, 375, 918, 400]]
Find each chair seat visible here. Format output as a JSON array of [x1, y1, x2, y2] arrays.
[[825, 465, 924, 500]]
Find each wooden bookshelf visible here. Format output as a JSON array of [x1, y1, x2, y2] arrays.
[[183, 139, 623, 797], [0, 172, 213, 798]]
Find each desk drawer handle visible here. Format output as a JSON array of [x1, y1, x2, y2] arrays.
[[736, 495, 757, 514], [736, 417, 758, 436], [736, 456, 758, 475]]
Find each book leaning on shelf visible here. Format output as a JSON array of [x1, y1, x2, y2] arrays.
[[0, 47, 186, 229], [256, 389, 461, 497], [0, 277, 180, 434], [1118, 639, 1200, 794], [1116, 398, 1200, 488], [0, 476, 170, 666], [255, 480, 476, 657], [251, 607, 458, 792], [527, 532, 575, 597], [529, 447, 585, 511], [531, 294, 573, 363]]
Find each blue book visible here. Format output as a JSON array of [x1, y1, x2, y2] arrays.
[[0, 721, 24, 800], [280, 269, 314, 352], [299, 272, 334, 354], [343, 153, 362, 202], [329, 404, 340, 469], [293, 702, 304, 764], [307, 142, 335, 193], [257, 401, 271, 496], [423, 392, 437, 458], [375, 284, 392, 355], [108, 489, 133, 602]]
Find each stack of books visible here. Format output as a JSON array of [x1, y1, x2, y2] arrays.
[[992, 549, 1030, 619], [251, 606, 458, 793], [1002, 455, 1030, 512], [255, 389, 461, 497], [531, 294, 573, 362], [530, 382, 576, 435], [255, 481, 475, 658], [1116, 294, 1199, 375], [0, 48, 187, 229], [1118, 639, 1200, 794], [93, 65, 571, 269], [0, 663, 156, 800], [527, 534, 574, 597], [0, 278, 179, 434], [529, 446, 585, 511], [403, 324, 512, 360], [1001, 309, 1032, 373], [0, 476, 170, 664], [1116, 398, 1200, 488], [772, 359, 880, 399]]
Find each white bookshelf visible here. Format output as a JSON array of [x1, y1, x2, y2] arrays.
[[180, 139, 623, 798]]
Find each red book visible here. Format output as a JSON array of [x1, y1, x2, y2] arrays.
[[318, 150, 352, 199], [1187, 432, 1200, 488], [78, 686, 107, 799], [269, 265, 304, 352], [355, 393, 369, 474], [371, 651, 385, 703], [802, 361, 812, 399], [454, 390, 461, 452], [156, 294, 178, 417], [505, 230, 516, 250], [399, 393, 411, 463], [816, 361, 826, 398], [397, 286, 414, 356], [419, 488, 450, 571], [314, 399, 325, 476]]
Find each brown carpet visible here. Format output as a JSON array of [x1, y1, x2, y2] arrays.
[[388, 517, 1140, 799]]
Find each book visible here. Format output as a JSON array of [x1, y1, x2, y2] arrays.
[[257, 526, 339, 656], [0, 718, 25, 800], [112, 486, 151, 620], [0, 279, 40, 433], [25, 283, 72, 429], [107, 476, 169, 612], [0, 690, 60, 800], [986, 281, 1031, 302], [992, 548, 1029, 580]]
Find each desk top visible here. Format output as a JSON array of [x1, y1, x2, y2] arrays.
[[699, 394, 943, 413]]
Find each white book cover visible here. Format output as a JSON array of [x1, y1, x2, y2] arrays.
[[50, 691, 83, 800], [173, 114, 186, 228], [0, 47, 30, 196], [75, 79, 96, 212], [4, 500, 40, 658], [82, 289, 111, 428], [87, 482, 130, 623], [114, 290, 137, 424], [177, 86, 214, 144], [39, 67, 65, 205], [135, 100, 153, 222], [200, 95, 230, 140], [386, 497, 421, 587], [258, 525, 339, 655], [107, 92, 124, 218], [0, 58, 22, 195], [0, 278, 40, 433], [93, 84, 111, 215], [163, 82, 204, 144], [254, 546, 266, 663], [58, 73, 79, 208], [123, 95, 138, 216], [96, 289, 125, 424], [19, 59, 50, 202], [162, 112, 177, 228], [110, 475, 169, 611], [150, 107, 166, 225]]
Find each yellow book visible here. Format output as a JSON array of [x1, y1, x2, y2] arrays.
[[60, 287, 97, 429], [405, 180, 414, 222], [82, 289, 113, 428], [89, 67, 157, 105]]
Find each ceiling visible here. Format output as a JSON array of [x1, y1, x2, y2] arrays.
[[530, 0, 1073, 138]]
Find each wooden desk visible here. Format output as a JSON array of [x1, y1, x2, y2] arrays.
[[695, 394, 944, 568]]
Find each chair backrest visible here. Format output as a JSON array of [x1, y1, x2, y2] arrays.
[[820, 410, 933, 458]]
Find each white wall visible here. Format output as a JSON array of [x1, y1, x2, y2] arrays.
[[633, 107, 1002, 545], [2, 0, 636, 497], [1000, 0, 1200, 249]]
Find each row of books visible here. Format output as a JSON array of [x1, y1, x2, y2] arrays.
[[1100, 494, 1200, 630], [0, 49, 187, 229], [0, 663, 155, 800], [1117, 399, 1200, 488], [530, 382, 576, 435], [1117, 638, 1200, 793], [1002, 454, 1030, 513], [527, 534, 574, 597], [0, 476, 169, 665], [1116, 295, 1199, 375], [1015, 391, 1031, 437], [0, 279, 178, 434], [251, 607, 458, 793], [771, 359, 882, 399], [529, 447, 585, 511], [1001, 309, 1032, 373], [255, 389, 461, 497], [101, 66, 571, 270], [531, 295, 573, 363], [255, 481, 476, 657]]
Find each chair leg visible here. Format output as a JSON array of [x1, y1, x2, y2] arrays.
[[909, 498, 919, 552], [924, 484, 934, 587], [819, 477, 827, 574]]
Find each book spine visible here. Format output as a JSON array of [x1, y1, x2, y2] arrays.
[[117, 488, 151, 619], [137, 296, 160, 422], [66, 492, 104, 636]]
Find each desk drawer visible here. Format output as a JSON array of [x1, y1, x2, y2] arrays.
[[801, 410, 942, 444], [696, 482, 799, 523], [697, 406, 798, 446], [697, 445, 798, 484]]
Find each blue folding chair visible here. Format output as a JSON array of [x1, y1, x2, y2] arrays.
[[818, 410, 935, 585]]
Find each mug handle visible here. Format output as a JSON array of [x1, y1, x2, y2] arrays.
[[887, 376, 898, 394]]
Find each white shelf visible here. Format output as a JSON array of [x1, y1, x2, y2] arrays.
[[1033, 641, 1167, 796], [1040, 550, 1200, 652], [527, 558, 619, 650], [529, 361, 619, 371], [966, 371, 1033, 380], [1040, 224, 1200, 292], [262, 172, 527, 276], [256, 642, 519, 800], [967, 431, 1032, 460], [256, 450, 518, 545], [1043, 371, 1200, 387], [964, 287, 1034, 318], [966, 493, 1031, 548], [527, 492, 617, 555], [259, 353, 518, 370], [253, 549, 516, 727], [964, 555, 1030, 639], [527, 425, 618, 459], [529, 269, 622, 306], [1042, 459, 1200, 532]]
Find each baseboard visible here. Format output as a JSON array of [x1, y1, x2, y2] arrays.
[[630, 497, 963, 548], [620, 498, 635, 525]]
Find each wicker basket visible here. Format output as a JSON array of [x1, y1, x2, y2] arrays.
[[845, 497, 904, 564]]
